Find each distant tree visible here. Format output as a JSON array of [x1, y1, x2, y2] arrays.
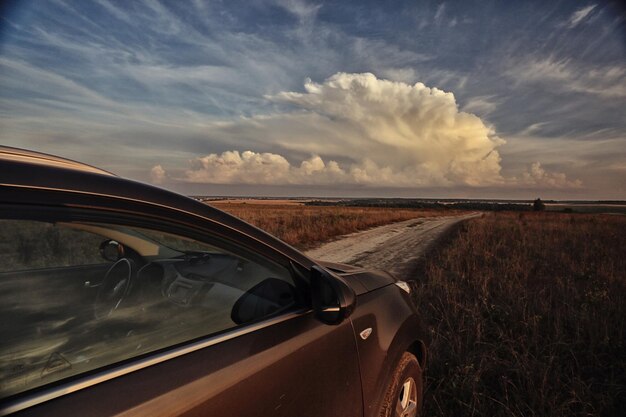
[[533, 198, 546, 211]]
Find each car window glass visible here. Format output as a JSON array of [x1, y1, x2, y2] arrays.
[[0, 218, 297, 400], [0, 219, 109, 271]]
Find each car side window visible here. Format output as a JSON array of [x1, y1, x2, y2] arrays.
[[0, 219, 110, 270], [0, 218, 298, 400]]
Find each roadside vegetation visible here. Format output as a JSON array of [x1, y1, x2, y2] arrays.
[[211, 202, 452, 249], [413, 212, 626, 417], [305, 198, 626, 214]]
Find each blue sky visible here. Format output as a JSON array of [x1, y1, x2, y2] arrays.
[[1, 0, 624, 198]]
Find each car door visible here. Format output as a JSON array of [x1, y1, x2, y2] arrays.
[[0, 206, 363, 417]]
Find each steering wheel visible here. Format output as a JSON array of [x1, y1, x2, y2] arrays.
[[94, 258, 134, 319]]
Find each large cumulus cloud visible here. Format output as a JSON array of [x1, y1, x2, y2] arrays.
[[267, 72, 505, 186], [155, 73, 578, 189]]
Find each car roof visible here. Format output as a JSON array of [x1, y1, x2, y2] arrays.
[[0, 147, 313, 268], [0, 146, 116, 177]]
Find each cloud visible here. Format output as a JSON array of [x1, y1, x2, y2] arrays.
[[179, 150, 468, 187], [505, 57, 626, 98], [94, 0, 133, 24], [567, 5, 596, 28], [500, 134, 624, 193], [161, 73, 509, 188], [1, 0, 621, 199], [518, 162, 582, 188], [515, 122, 552, 137], [462, 95, 498, 116], [184, 151, 328, 185], [165, 73, 583, 190], [379, 68, 418, 84], [434, 3, 446, 24], [266, 73, 506, 185], [275, 0, 322, 22], [185, 151, 290, 184], [150, 165, 166, 184]]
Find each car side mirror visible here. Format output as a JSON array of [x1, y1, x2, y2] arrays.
[[310, 265, 356, 325], [99, 240, 124, 262], [231, 278, 297, 325]]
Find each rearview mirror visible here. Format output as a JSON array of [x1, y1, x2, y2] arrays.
[[310, 266, 356, 325]]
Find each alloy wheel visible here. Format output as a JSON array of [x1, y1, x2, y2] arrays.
[[395, 377, 418, 417]]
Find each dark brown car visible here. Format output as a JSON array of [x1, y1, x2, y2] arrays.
[[0, 147, 428, 417]]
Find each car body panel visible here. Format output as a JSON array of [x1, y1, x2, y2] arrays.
[[10, 313, 362, 417], [349, 285, 428, 417], [315, 260, 397, 295]]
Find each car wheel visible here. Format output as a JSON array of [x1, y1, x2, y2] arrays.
[[379, 352, 423, 417]]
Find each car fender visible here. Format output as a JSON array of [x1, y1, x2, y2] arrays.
[[349, 284, 428, 417]]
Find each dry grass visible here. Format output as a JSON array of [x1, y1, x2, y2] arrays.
[[210, 202, 451, 249], [413, 212, 626, 417]]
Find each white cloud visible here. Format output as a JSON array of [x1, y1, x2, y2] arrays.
[[167, 73, 508, 187], [567, 5, 596, 28], [94, 0, 133, 24], [185, 151, 290, 184], [150, 165, 166, 184], [275, 0, 322, 22], [379, 68, 418, 84], [171, 73, 584, 190], [518, 162, 582, 188], [165, 73, 575, 188], [500, 134, 624, 192], [516, 122, 551, 137], [434, 3, 446, 24], [505, 57, 626, 98], [180, 150, 478, 187], [266, 73, 506, 185], [462, 95, 498, 116]]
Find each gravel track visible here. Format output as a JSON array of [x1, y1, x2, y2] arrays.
[[305, 213, 479, 278]]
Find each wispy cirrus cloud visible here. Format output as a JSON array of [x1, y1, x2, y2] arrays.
[[505, 57, 626, 98], [461, 95, 499, 117], [434, 3, 446, 25], [566, 4, 596, 28]]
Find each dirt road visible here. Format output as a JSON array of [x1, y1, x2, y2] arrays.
[[305, 213, 479, 278]]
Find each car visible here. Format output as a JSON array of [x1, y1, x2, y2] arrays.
[[0, 146, 429, 417]]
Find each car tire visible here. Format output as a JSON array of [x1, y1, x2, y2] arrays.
[[378, 352, 423, 417]]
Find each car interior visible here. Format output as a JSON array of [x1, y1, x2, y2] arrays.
[[0, 219, 298, 400]]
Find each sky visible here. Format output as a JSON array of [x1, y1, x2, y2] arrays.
[[0, 0, 625, 199]]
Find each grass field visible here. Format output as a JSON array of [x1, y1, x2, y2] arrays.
[[210, 202, 452, 249], [413, 212, 626, 417]]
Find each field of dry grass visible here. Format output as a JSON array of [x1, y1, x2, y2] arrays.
[[211, 202, 452, 249], [413, 212, 626, 417]]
